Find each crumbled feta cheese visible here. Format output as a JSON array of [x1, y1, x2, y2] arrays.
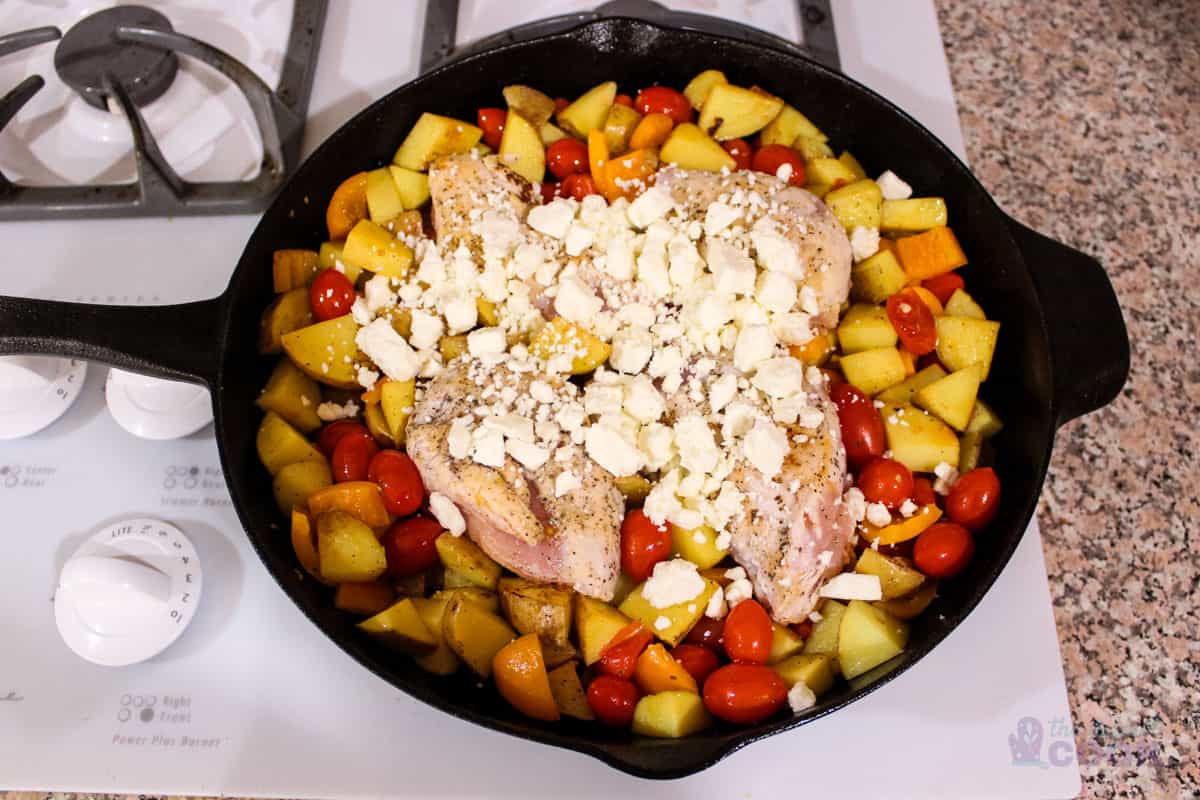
[[733, 324, 778, 373], [743, 420, 789, 478], [819, 573, 883, 601], [350, 297, 374, 326], [356, 365, 380, 390], [771, 311, 814, 345], [708, 373, 738, 413], [363, 274, 396, 313], [626, 185, 675, 229], [506, 438, 550, 470], [724, 566, 747, 581], [725, 577, 753, 608], [653, 615, 671, 631], [443, 293, 478, 334], [610, 326, 653, 374], [751, 357, 805, 397], [933, 461, 960, 495], [850, 226, 881, 262], [638, 423, 676, 471], [642, 558, 706, 609], [623, 374, 665, 423], [845, 487, 867, 522], [555, 276, 604, 326], [555, 471, 581, 497], [604, 234, 636, 281], [704, 585, 728, 619], [472, 427, 506, 468], [865, 502, 893, 528], [467, 326, 506, 356], [316, 399, 359, 422], [899, 498, 919, 518], [447, 417, 473, 459], [429, 492, 466, 536], [751, 221, 803, 280], [705, 239, 756, 296], [755, 269, 798, 314], [788, 682, 816, 714], [798, 285, 821, 316], [527, 198, 575, 239], [564, 221, 595, 257], [355, 318, 420, 381], [409, 309, 444, 351], [584, 423, 644, 477], [675, 414, 720, 474], [876, 170, 913, 201], [704, 201, 741, 236]]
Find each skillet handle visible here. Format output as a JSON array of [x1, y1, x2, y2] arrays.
[[1005, 217, 1130, 426], [0, 294, 225, 386]]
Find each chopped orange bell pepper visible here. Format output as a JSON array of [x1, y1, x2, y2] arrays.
[[602, 147, 659, 201], [290, 508, 324, 581], [334, 581, 395, 616], [909, 285, 945, 315], [789, 332, 834, 366], [865, 504, 942, 545], [895, 226, 968, 282], [326, 171, 368, 240], [629, 112, 675, 150], [307, 481, 390, 528], [897, 348, 917, 376], [634, 643, 699, 695], [493, 634, 560, 722], [587, 130, 616, 198]]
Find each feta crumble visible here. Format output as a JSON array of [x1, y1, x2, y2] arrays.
[[429, 492, 466, 536]]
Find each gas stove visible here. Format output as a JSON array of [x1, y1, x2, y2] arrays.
[[0, 2, 1082, 797]]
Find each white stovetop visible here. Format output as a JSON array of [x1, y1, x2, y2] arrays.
[[0, 2, 1080, 797]]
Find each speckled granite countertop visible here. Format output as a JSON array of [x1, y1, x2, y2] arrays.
[[4, 1, 1195, 798]]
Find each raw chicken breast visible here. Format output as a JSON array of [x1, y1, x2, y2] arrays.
[[427, 154, 535, 251]]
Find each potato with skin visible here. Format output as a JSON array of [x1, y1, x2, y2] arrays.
[[824, 179, 883, 231], [851, 250, 908, 304], [258, 288, 312, 355], [682, 69, 727, 110], [272, 249, 320, 293], [802, 599, 847, 670], [393, 113, 483, 171], [935, 316, 1001, 379], [363, 402, 393, 447], [603, 103, 643, 155], [442, 594, 517, 678], [698, 83, 783, 140], [760, 102, 827, 146], [256, 357, 322, 432], [281, 315, 360, 389], [256, 411, 325, 475], [436, 535, 502, 590], [632, 691, 713, 738], [875, 580, 938, 620], [837, 600, 909, 679], [876, 364, 948, 405], [365, 167, 404, 224], [498, 577, 573, 645], [316, 510, 388, 583], [914, 365, 983, 431], [387, 166, 430, 211], [379, 378, 416, 444], [619, 578, 717, 647], [556, 81, 617, 138], [773, 653, 835, 696], [575, 595, 631, 665], [432, 587, 500, 614], [768, 622, 805, 664], [342, 219, 414, 278], [855, 550, 926, 600], [503, 84, 556, 126], [358, 597, 437, 654], [547, 662, 593, 720], [273, 459, 332, 515], [614, 474, 652, 503], [660, 123, 736, 172], [411, 595, 461, 675], [497, 109, 545, 184], [880, 403, 960, 473], [966, 398, 1004, 438]]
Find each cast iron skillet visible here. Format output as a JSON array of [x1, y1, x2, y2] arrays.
[[0, 18, 1129, 779]]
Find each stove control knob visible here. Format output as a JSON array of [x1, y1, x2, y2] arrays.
[[55, 518, 202, 666], [105, 368, 212, 440], [0, 356, 87, 440]]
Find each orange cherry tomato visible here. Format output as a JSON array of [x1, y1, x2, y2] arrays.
[[381, 516, 443, 577], [672, 644, 720, 686], [634, 86, 692, 123], [553, 96, 569, 112], [751, 144, 805, 186], [317, 419, 368, 457], [722, 138, 754, 171], [684, 616, 725, 650], [561, 172, 598, 200], [539, 181, 562, 204], [331, 430, 378, 483], [620, 509, 672, 581], [367, 449, 425, 516], [586, 674, 639, 727], [912, 476, 939, 507], [598, 621, 653, 679], [723, 599, 773, 664], [922, 271, 965, 306], [830, 383, 886, 467], [913, 522, 975, 578], [887, 288, 938, 356], [702, 663, 788, 724], [546, 138, 589, 180], [309, 268, 355, 322], [614, 93, 634, 107], [946, 467, 1001, 530], [858, 457, 914, 510], [476, 107, 506, 150]]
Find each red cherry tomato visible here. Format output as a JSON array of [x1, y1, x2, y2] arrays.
[[673, 644, 720, 686], [587, 674, 640, 727], [751, 144, 805, 186], [723, 599, 774, 665], [561, 172, 598, 200], [367, 449, 425, 516], [331, 430, 378, 483], [946, 467, 1001, 530], [620, 509, 672, 582], [539, 181, 562, 204], [913, 522, 975, 578], [309, 269, 355, 322], [858, 458, 915, 510], [476, 107, 506, 150], [887, 288, 938, 356], [722, 138, 754, 171], [922, 272, 966, 306], [546, 138, 589, 180], [685, 616, 725, 650], [598, 622, 653, 679], [791, 619, 813, 639], [912, 476, 939, 507], [381, 516, 443, 578], [614, 93, 634, 107], [633, 86, 692, 123], [830, 383, 886, 467], [702, 664, 788, 725], [317, 419, 368, 457], [553, 96, 570, 112]]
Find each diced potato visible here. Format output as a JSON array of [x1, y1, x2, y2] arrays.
[[379, 378, 415, 444], [794, 135, 834, 162], [273, 459, 332, 515], [410, 596, 461, 675], [317, 510, 388, 583], [611, 572, 637, 606], [914, 365, 983, 431], [935, 316, 1000, 379], [603, 103, 642, 155], [615, 474, 652, 503], [876, 364, 947, 405], [836, 304, 898, 353], [359, 597, 436, 654], [281, 314, 360, 389], [442, 594, 517, 678], [851, 249, 908, 304], [824, 179, 883, 231], [806, 157, 858, 187], [363, 401, 393, 447], [493, 634, 560, 721], [840, 347, 907, 396], [476, 296, 500, 326], [435, 534, 501, 590], [334, 580, 394, 616], [318, 240, 345, 269], [683, 69, 728, 110], [503, 84, 556, 126], [698, 83, 783, 140], [497, 109, 545, 183], [547, 662, 593, 720], [768, 623, 805, 664], [326, 172, 368, 240], [256, 357, 322, 432], [875, 580, 937, 620], [438, 334, 468, 362], [342, 219, 414, 278], [256, 411, 324, 475], [855, 550, 925, 600], [556, 81, 617, 138], [881, 403, 960, 474], [498, 577, 573, 646], [839, 151, 868, 180], [773, 653, 835, 696], [272, 249, 320, 293], [365, 167, 404, 224], [432, 587, 500, 614], [659, 123, 736, 172], [528, 317, 611, 374], [619, 578, 717, 647], [393, 112, 483, 171], [290, 508, 323, 581], [632, 691, 713, 738], [443, 568, 476, 589], [539, 122, 569, 146], [387, 166, 430, 210], [802, 599, 846, 670], [965, 398, 1004, 438], [760, 103, 827, 146], [837, 600, 909, 679], [880, 198, 948, 234], [541, 639, 579, 670], [669, 524, 728, 569], [393, 573, 427, 598], [959, 431, 983, 473], [944, 288, 985, 320], [575, 595, 631, 665], [307, 481, 390, 528], [258, 287, 313, 355]]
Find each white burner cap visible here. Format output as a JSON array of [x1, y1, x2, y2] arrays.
[[55, 518, 203, 666], [105, 368, 212, 439], [0, 356, 87, 439]]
